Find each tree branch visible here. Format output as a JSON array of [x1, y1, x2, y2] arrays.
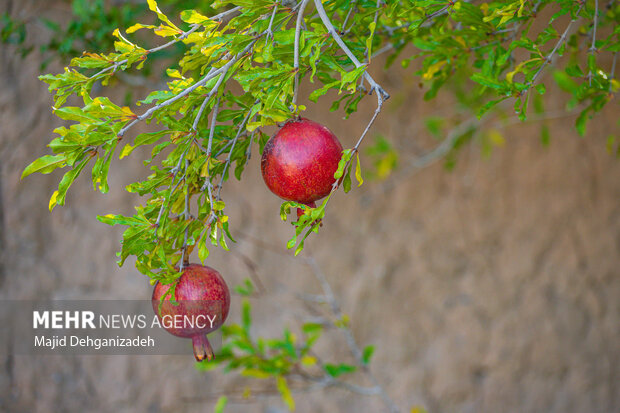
[[180, 156, 190, 270], [313, 0, 389, 100], [216, 107, 255, 200], [524, 3, 584, 96], [243, 129, 257, 168], [192, 64, 228, 132], [589, 0, 599, 86], [293, 0, 311, 108], [306, 257, 400, 413], [265, 3, 279, 40], [154, 143, 191, 228], [341, 1, 358, 33], [88, 6, 242, 81], [118, 39, 257, 138]]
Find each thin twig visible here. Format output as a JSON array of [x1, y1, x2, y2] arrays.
[[117, 65, 225, 138], [206, 98, 220, 158], [376, 104, 587, 200], [589, 0, 599, 86], [154, 143, 191, 228], [90, 24, 201, 79], [118, 40, 256, 138], [341, 1, 358, 33], [243, 129, 257, 168], [306, 257, 400, 413], [216, 107, 255, 199], [191, 64, 229, 132], [329, 90, 385, 193], [266, 4, 279, 41], [210, 6, 243, 22], [180, 156, 190, 270], [524, 3, 584, 98], [199, 95, 221, 214], [421, 4, 450, 26], [90, 6, 242, 79], [293, 0, 311, 108], [313, 0, 389, 101], [364, 0, 383, 62]]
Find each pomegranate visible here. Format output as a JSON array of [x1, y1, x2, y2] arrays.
[[152, 264, 230, 361], [261, 118, 343, 204]]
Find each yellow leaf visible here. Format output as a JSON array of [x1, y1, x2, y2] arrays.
[[200, 158, 210, 178], [120, 144, 134, 159], [355, 153, 363, 187], [423, 61, 446, 81], [201, 44, 221, 57], [487, 129, 505, 146], [241, 369, 270, 379], [146, 0, 180, 31], [453, 36, 467, 49], [242, 387, 251, 399], [154, 25, 181, 38], [276, 376, 295, 411], [48, 190, 59, 211], [126, 23, 155, 34], [506, 58, 541, 83], [301, 355, 316, 366]]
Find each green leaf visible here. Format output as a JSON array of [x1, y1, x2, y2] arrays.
[[334, 149, 353, 179], [22, 155, 66, 178], [309, 81, 339, 102], [54, 107, 98, 123], [362, 345, 375, 365], [54, 156, 90, 208], [339, 65, 366, 93], [212, 201, 226, 211], [180, 10, 217, 28], [241, 369, 271, 378], [241, 299, 251, 334], [575, 109, 589, 136], [324, 363, 357, 378], [213, 396, 228, 413], [198, 236, 209, 263], [552, 70, 577, 93], [276, 376, 295, 411], [366, 22, 376, 59], [343, 168, 351, 193], [470, 73, 506, 90], [233, 279, 254, 296]]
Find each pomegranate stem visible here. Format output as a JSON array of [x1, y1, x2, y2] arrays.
[[192, 334, 214, 361]]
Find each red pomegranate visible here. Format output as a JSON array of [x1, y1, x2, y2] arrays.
[[261, 118, 343, 204], [152, 264, 230, 361]]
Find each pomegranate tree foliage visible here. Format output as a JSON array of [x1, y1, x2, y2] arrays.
[[24, 0, 619, 281]]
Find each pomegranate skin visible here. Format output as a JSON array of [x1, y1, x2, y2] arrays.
[[261, 118, 343, 204], [152, 264, 230, 361]]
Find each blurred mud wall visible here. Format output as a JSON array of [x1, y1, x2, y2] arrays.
[[1, 1, 619, 412]]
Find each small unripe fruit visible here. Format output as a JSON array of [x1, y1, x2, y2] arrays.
[[261, 118, 343, 204], [152, 264, 230, 361]]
